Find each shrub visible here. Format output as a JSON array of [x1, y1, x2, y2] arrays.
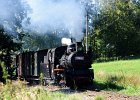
[[0, 61, 10, 83]]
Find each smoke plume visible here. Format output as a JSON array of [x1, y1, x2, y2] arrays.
[[23, 0, 85, 41], [0, 0, 86, 41]]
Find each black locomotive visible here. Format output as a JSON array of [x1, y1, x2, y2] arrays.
[[15, 42, 94, 89]]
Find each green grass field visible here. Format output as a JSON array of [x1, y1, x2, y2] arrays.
[[93, 59, 140, 76], [92, 59, 140, 96]]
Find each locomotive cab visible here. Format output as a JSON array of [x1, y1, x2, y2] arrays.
[[67, 44, 76, 54], [76, 42, 84, 52]]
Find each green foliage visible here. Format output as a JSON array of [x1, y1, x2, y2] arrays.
[[0, 27, 20, 79], [39, 73, 46, 86], [90, 0, 140, 59], [0, 27, 21, 51], [22, 33, 61, 51], [0, 62, 9, 81], [0, 0, 28, 73]]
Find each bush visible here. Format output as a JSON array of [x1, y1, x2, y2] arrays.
[[0, 61, 10, 83]]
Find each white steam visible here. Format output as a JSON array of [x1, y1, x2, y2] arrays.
[[0, 0, 86, 41], [61, 38, 72, 45], [23, 0, 85, 41]]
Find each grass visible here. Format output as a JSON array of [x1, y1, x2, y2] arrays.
[[94, 96, 106, 100], [0, 80, 84, 100], [93, 59, 140, 76], [92, 59, 140, 96]]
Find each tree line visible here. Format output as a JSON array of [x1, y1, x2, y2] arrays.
[[89, 0, 140, 61]]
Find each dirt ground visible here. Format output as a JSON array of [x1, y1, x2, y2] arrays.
[[46, 85, 140, 100]]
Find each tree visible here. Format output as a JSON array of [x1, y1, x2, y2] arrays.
[[91, 0, 140, 59], [22, 32, 62, 51], [0, 26, 20, 63], [0, 0, 28, 61], [0, 0, 28, 81], [0, 26, 20, 81]]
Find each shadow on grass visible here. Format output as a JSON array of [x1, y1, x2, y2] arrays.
[[92, 80, 125, 92], [51, 88, 77, 94]]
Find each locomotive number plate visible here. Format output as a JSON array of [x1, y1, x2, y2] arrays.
[[75, 57, 84, 60]]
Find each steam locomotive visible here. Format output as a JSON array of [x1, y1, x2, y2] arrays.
[[15, 41, 94, 89]]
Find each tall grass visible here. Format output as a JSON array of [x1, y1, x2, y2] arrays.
[[96, 71, 140, 87], [0, 80, 85, 100]]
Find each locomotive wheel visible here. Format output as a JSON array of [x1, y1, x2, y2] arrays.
[[65, 76, 71, 87], [89, 78, 94, 87], [69, 78, 77, 90], [65, 76, 73, 89]]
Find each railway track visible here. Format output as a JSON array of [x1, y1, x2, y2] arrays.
[[45, 84, 140, 100]]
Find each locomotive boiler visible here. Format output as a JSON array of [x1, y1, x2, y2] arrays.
[[61, 42, 91, 69]]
